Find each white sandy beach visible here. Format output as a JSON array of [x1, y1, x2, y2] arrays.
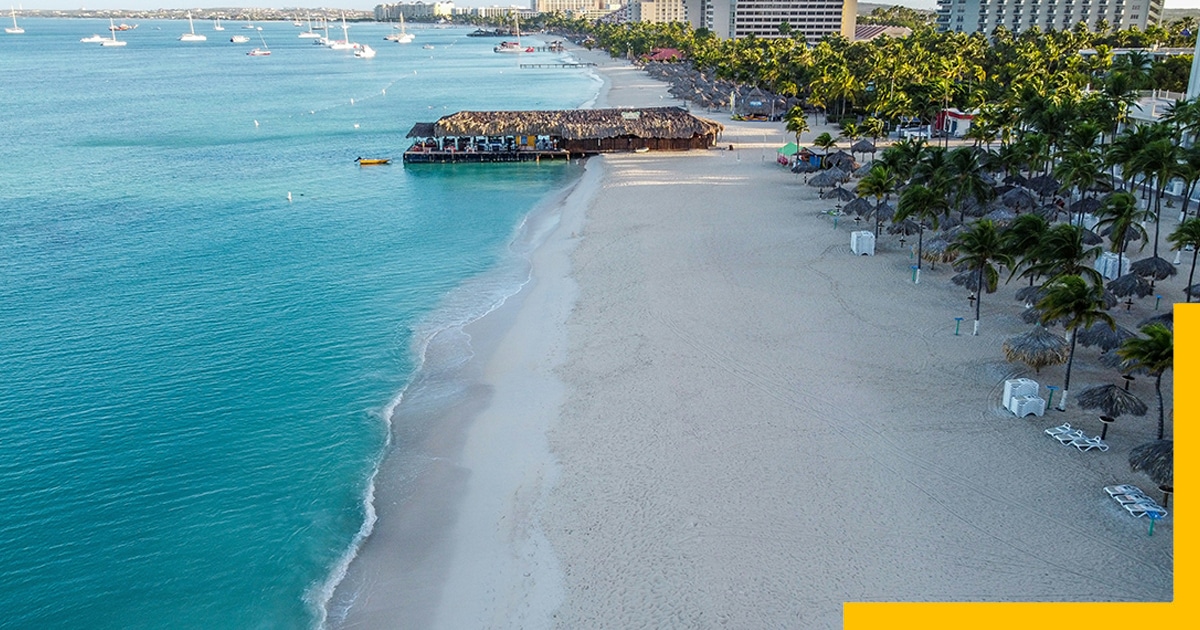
[[332, 44, 1174, 629]]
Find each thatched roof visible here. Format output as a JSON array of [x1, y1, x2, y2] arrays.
[[1129, 440, 1172, 487], [1003, 325, 1068, 372], [406, 107, 724, 140]]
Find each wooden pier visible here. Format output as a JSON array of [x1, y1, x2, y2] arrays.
[[519, 62, 595, 69], [403, 149, 575, 164]]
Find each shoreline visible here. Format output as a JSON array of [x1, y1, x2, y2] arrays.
[[332, 42, 1172, 629]]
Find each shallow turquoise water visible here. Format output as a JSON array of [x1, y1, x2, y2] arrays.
[[0, 18, 595, 629]]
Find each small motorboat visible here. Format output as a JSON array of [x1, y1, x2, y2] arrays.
[[80, 34, 107, 43], [354, 44, 376, 58], [247, 48, 271, 56], [355, 157, 391, 166], [230, 35, 250, 43]]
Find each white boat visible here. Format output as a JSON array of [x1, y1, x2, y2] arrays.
[[493, 15, 530, 54], [298, 14, 321, 39], [327, 14, 355, 50], [101, 19, 127, 47], [248, 27, 270, 56], [354, 44, 376, 59], [385, 14, 413, 43], [422, 44, 434, 50], [213, 18, 224, 31], [230, 35, 250, 43], [81, 33, 107, 43], [5, 6, 23, 34], [180, 12, 207, 42]]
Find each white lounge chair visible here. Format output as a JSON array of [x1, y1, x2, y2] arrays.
[[1105, 484, 1147, 497], [1071, 436, 1109, 452], [1054, 429, 1085, 444], [1124, 501, 1168, 519], [1044, 422, 1073, 436]]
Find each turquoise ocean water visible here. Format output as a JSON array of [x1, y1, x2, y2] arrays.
[[0, 19, 596, 629]]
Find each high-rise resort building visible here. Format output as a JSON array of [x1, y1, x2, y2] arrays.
[[374, 2, 457, 21], [531, 0, 626, 20], [935, 0, 1164, 34], [690, 1, 857, 43], [629, 0, 689, 24]]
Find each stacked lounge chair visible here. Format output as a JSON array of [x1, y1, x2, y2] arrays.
[[1104, 485, 1168, 519]]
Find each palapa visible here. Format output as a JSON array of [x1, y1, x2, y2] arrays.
[[1069, 197, 1101, 215], [1138, 312, 1173, 329], [951, 269, 982, 292], [1129, 256, 1178, 280], [851, 139, 876, 154], [1107, 273, 1153, 299], [1075, 320, 1135, 351], [1129, 440, 1173, 488], [1002, 325, 1069, 372], [1001, 187, 1037, 210], [887, 217, 922, 235], [1080, 228, 1104, 246], [1098, 348, 1150, 375], [807, 170, 841, 188], [1077, 384, 1148, 418], [982, 207, 1016, 224], [1021, 306, 1068, 327], [1027, 174, 1061, 196], [407, 106, 724, 141], [1003, 173, 1030, 187], [821, 186, 856, 201], [844, 197, 873, 217], [852, 161, 875, 178], [1015, 284, 1047, 304]]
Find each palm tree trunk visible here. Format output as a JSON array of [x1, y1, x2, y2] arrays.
[[973, 266, 983, 335], [1182, 180, 1196, 220], [915, 226, 924, 284], [1059, 331, 1078, 410], [1154, 371, 1165, 439], [1152, 182, 1166, 259], [1188, 247, 1198, 302]]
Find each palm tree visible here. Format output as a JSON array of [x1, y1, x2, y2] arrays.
[[1117, 323, 1173, 439], [785, 106, 810, 145], [947, 147, 993, 221], [894, 183, 950, 284], [1129, 137, 1181, 259], [856, 165, 898, 237], [861, 117, 885, 145], [1002, 213, 1049, 285], [1094, 191, 1152, 275], [954, 219, 1014, 335], [1022, 223, 1104, 286], [1036, 275, 1115, 410], [1168, 217, 1200, 301], [812, 132, 837, 167]]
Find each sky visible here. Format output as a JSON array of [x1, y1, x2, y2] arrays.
[[9, 1, 1200, 13]]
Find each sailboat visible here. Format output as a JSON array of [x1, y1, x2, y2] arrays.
[[101, 18, 127, 47], [5, 6, 23, 34], [493, 14, 532, 53], [247, 27, 270, 56], [298, 14, 321, 39], [179, 12, 207, 41], [385, 13, 414, 43], [327, 14, 355, 51], [213, 17, 224, 31]]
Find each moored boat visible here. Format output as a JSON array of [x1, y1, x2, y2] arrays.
[[355, 157, 391, 165]]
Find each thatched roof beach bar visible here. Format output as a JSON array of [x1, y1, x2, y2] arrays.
[[403, 107, 723, 163]]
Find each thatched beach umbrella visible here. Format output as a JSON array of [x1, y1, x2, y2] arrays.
[[1002, 187, 1037, 211], [821, 186, 856, 202], [1069, 197, 1101, 216], [844, 196, 873, 217], [888, 217, 921, 235], [852, 161, 875, 178], [1015, 284, 1047, 305], [827, 150, 855, 170], [1002, 325, 1069, 373], [1129, 440, 1173, 492], [1077, 383, 1148, 418], [1130, 256, 1178, 281], [920, 237, 956, 266], [1076, 320, 1135, 351], [951, 269, 982, 292], [1021, 306, 1068, 327], [808, 170, 841, 189], [983, 207, 1017, 224], [1028, 174, 1061, 197], [1080, 228, 1104, 246], [1003, 173, 1029, 187], [851, 139, 876, 154], [1108, 273, 1154, 299], [1139, 312, 1173, 330]]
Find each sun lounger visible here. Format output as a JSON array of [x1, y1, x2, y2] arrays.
[[1070, 436, 1109, 452], [1105, 484, 1147, 497], [1123, 501, 1168, 519], [1112, 493, 1154, 505], [1044, 422, 1073, 436], [1054, 429, 1085, 444]]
